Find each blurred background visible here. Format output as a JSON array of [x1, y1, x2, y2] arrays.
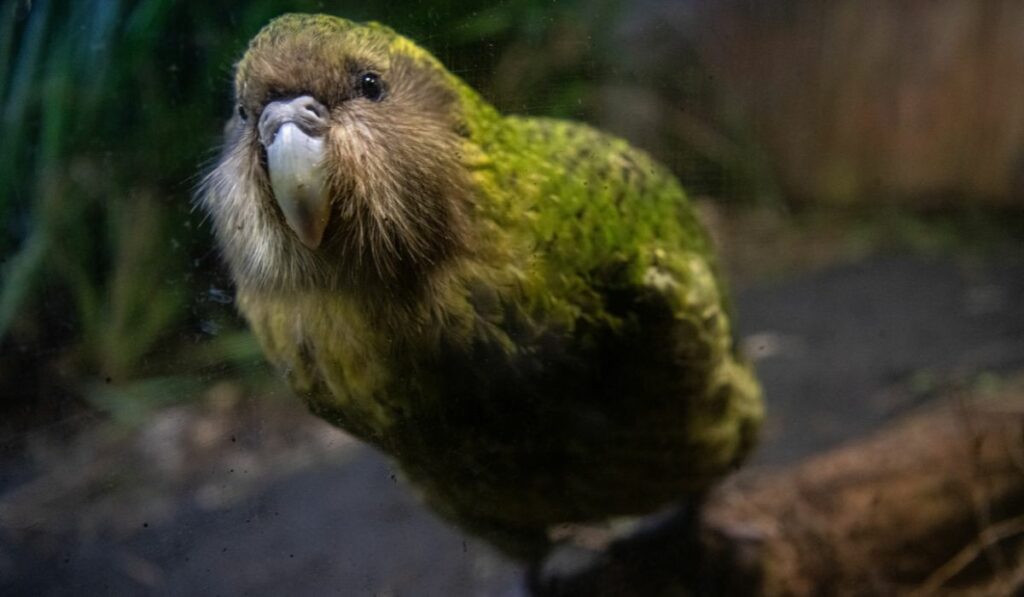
[[1, 0, 1022, 594]]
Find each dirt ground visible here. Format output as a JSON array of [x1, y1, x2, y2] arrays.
[[2, 238, 1023, 595]]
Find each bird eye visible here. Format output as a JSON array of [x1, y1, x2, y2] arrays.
[[358, 72, 384, 101], [237, 105, 248, 121]]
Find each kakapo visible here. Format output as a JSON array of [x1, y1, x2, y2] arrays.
[[201, 13, 763, 562]]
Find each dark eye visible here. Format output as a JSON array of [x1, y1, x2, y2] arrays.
[[358, 72, 384, 101], [237, 104, 248, 121]]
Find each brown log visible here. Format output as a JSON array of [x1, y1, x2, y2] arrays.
[[704, 397, 1024, 596], [536, 394, 1024, 596]]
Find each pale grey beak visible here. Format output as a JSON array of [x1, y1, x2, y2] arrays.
[[258, 96, 331, 249]]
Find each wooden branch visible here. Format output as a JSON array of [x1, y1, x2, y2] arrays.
[[535, 395, 1024, 596], [703, 398, 1024, 595]]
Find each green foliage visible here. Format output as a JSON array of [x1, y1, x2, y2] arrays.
[[0, 0, 328, 393]]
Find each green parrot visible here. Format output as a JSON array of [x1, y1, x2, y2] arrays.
[[201, 13, 762, 563]]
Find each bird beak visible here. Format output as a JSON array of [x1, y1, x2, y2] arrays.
[[258, 96, 331, 249]]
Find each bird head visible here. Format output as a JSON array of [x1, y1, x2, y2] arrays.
[[202, 14, 480, 295]]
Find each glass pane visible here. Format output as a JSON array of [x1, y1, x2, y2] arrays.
[[2, 1, 1022, 595]]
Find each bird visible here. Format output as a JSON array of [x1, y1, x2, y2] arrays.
[[200, 13, 763, 564]]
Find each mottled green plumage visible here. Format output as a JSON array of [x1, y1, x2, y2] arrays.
[[204, 14, 762, 561]]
